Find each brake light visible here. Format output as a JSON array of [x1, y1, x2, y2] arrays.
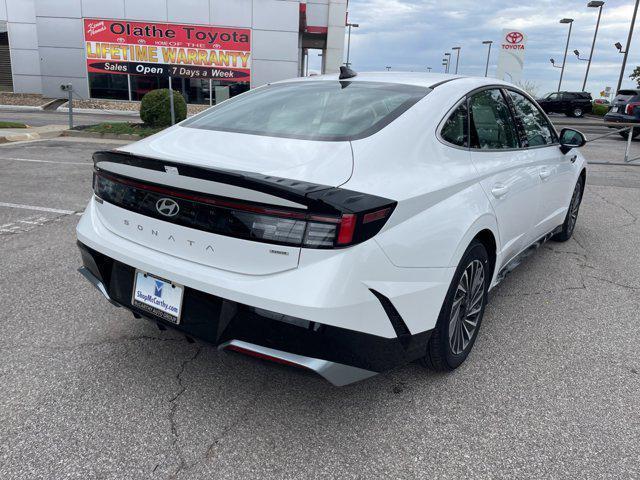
[[337, 214, 356, 245], [93, 170, 395, 249], [626, 102, 640, 115]]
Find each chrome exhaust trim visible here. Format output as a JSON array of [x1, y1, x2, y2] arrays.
[[78, 267, 121, 308], [219, 340, 377, 387]]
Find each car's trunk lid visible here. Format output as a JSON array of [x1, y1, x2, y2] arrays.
[[118, 125, 354, 187], [92, 129, 354, 276]]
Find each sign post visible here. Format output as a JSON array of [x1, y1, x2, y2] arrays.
[[60, 83, 73, 129], [168, 76, 175, 125]]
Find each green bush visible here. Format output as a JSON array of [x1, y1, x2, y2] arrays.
[[592, 103, 610, 116], [140, 88, 187, 127]]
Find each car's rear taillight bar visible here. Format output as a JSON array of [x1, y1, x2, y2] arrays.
[[626, 102, 640, 115], [93, 170, 396, 249]]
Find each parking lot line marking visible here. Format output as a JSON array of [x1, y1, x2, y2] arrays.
[[0, 157, 90, 166], [0, 202, 76, 215]]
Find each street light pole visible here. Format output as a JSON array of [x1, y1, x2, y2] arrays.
[[452, 47, 461, 74], [558, 18, 574, 92], [345, 22, 359, 67], [583, 1, 605, 92], [616, 0, 640, 93], [482, 41, 493, 77]]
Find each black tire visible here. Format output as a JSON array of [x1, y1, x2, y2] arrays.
[[571, 107, 584, 118], [552, 177, 584, 242], [619, 130, 640, 140], [421, 240, 489, 371]]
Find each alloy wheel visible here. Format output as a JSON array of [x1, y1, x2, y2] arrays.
[[448, 259, 485, 355]]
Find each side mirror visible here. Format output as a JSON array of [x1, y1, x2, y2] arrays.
[[559, 128, 586, 154]]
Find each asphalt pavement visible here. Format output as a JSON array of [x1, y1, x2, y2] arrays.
[[0, 132, 639, 479]]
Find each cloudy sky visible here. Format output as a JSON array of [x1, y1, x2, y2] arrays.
[[332, 0, 640, 98]]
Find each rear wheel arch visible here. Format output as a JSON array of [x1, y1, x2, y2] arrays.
[[473, 229, 497, 284], [449, 216, 500, 278]]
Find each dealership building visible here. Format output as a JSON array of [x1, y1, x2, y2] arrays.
[[0, 0, 347, 104]]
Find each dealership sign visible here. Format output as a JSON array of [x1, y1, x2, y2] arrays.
[[496, 29, 527, 83], [83, 19, 251, 82]]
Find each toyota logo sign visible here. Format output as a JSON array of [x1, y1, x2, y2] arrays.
[[505, 31, 524, 44], [156, 198, 180, 217]]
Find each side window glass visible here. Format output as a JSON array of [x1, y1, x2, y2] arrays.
[[548, 93, 559, 101], [508, 91, 557, 147], [440, 101, 468, 147], [469, 89, 519, 150]]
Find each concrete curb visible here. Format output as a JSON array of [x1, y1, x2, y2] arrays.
[[57, 106, 139, 116], [0, 124, 67, 143], [62, 130, 139, 141], [0, 104, 44, 111]]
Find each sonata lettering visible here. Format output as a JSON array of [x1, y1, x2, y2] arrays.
[[122, 220, 214, 253]]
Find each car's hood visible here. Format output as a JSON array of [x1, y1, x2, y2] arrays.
[[118, 125, 354, 187]]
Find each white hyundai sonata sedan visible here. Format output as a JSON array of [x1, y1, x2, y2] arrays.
[[77, 70, 587, 386]]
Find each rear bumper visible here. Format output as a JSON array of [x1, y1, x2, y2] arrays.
[[77, 241, 432, 385], [604, 113, 640, 123]]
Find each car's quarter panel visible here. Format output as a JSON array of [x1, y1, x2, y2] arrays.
[[118, 125, 355, 187], [344, 77, 504, 270]]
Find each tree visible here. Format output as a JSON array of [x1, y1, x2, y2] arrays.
[[630, 66, 640, 87], [515, 80, 540, 98]]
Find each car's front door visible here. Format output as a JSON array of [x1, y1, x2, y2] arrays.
[[543, 92, 561, 113], [506, 90, 576, 236], [467, 88, 541, 265]]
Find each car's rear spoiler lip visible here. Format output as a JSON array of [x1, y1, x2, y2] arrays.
[[93, 150, 394, 216]]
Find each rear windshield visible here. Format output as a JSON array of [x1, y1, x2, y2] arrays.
[[615, 90, 640, 102], [182, 81, 430, 141]]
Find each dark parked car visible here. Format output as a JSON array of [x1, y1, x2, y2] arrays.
[[604, 89, 640, 139], [537, 91, 593, 117]]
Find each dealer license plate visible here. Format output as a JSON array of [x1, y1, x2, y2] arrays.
[[131, 270, 184, 324]]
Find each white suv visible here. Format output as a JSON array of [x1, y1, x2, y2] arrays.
[[77, 71, 587, 386]]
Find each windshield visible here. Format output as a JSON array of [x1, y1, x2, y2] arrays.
[[182, 81, 430, 141]]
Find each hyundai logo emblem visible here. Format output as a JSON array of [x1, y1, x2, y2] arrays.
[[156, 198, 180, 217]]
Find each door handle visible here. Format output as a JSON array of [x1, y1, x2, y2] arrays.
[[539, 168, 551, 180], [491, 184, 509, 198]]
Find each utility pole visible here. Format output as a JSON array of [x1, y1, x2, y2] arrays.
[[482, 41, 493, 77], [558, 18, 574, 92], [583, 1, 605, 92], [616, 0, 640, 93], [452, 47, 461, 74], [345, 22, 359, 67]]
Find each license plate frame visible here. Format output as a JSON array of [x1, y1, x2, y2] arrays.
[[131, 270, 185, 324]]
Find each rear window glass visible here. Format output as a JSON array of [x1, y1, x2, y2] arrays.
[[615, 90, 640, 102], [182, 81, 429, 141]]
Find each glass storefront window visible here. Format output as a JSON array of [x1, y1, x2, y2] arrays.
[[88, 73, 129, 101], [89, 72, 249, 105], [130, 75, 164, 101]]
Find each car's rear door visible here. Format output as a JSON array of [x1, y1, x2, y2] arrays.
[[468, 88, 540, 264], [505, 89, 572, 237]]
